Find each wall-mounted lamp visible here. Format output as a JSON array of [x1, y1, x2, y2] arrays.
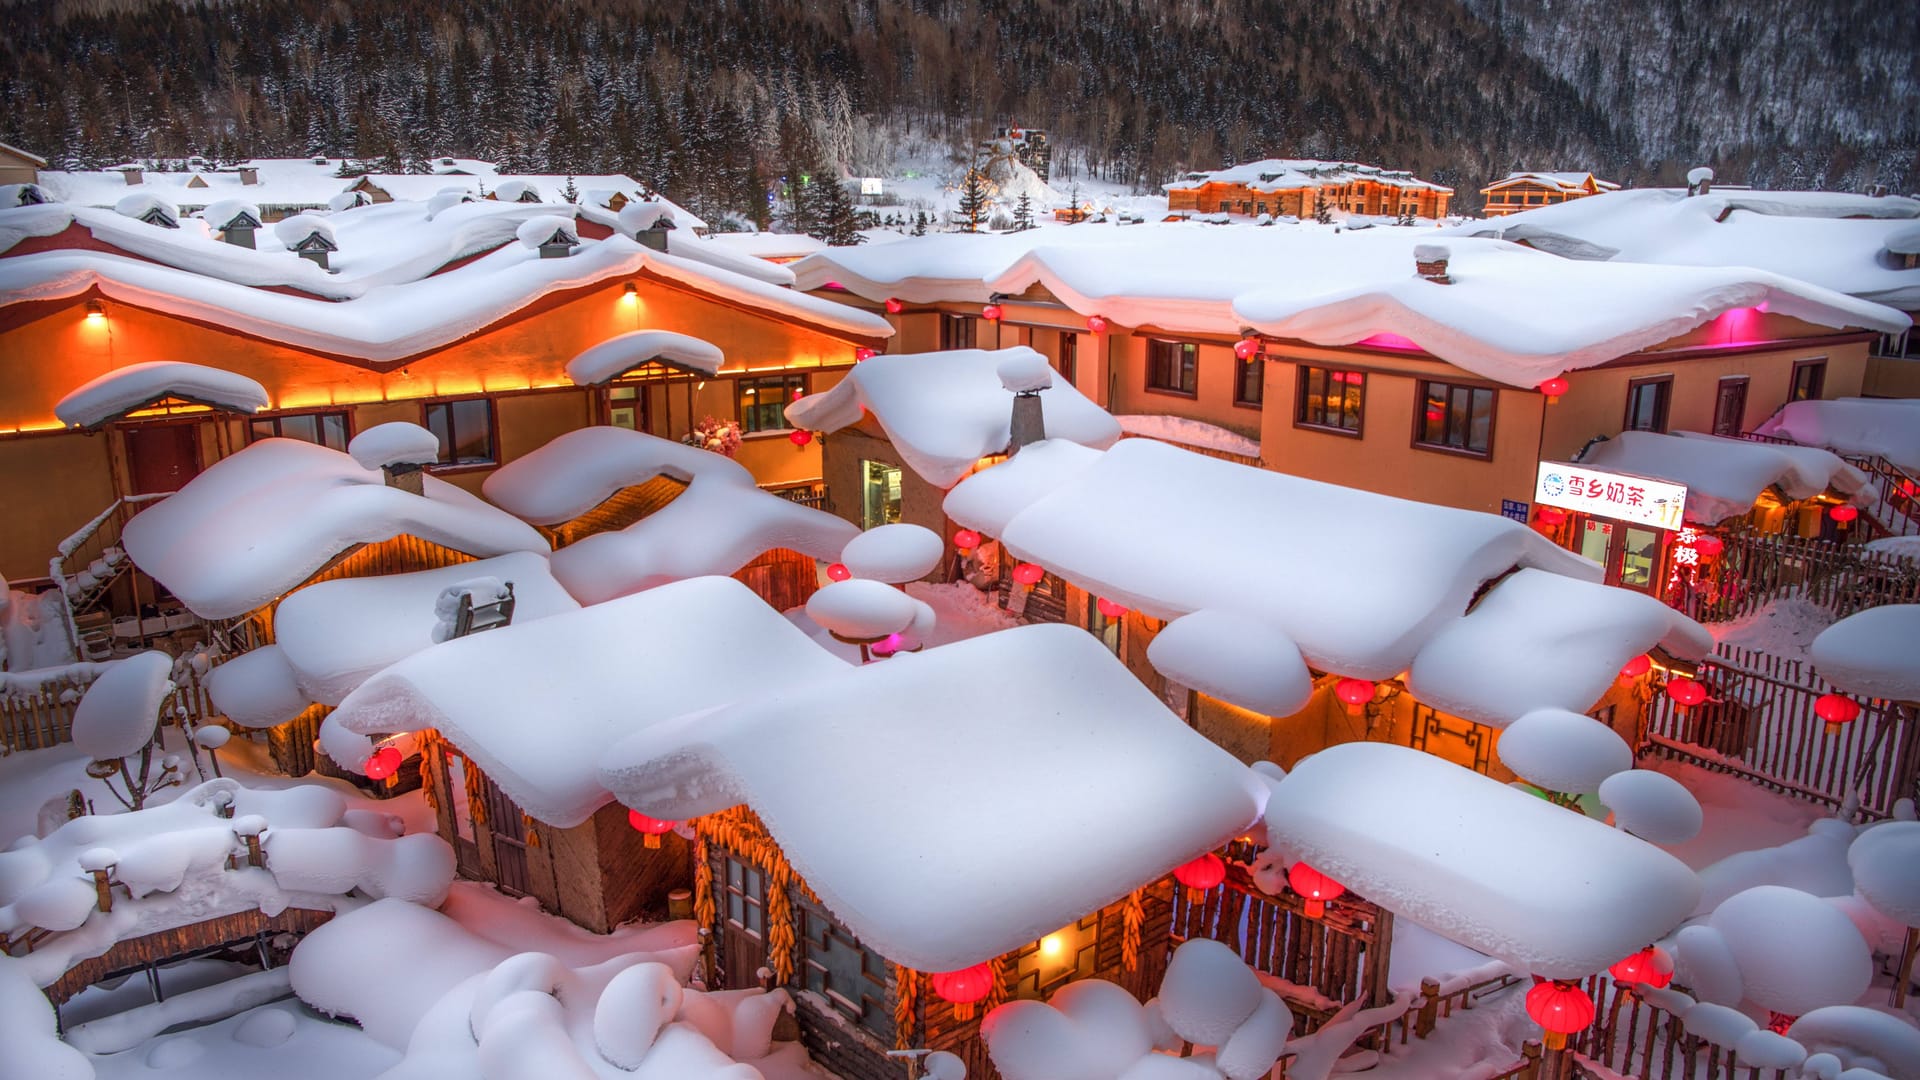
[[85, 299, 106, 321]]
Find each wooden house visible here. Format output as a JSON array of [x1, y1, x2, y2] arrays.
[[0, 141, 46, 186], [1478, 172, 1618, 216], [1164, 159, 1453, 220]]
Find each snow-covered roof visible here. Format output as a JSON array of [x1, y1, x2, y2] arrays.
[[123, 438, 549, 620], [39, 158, 350, 212], [1450, 188, 1920, 310], [1580, 431, 1870, 524], [1165, 159, 1453, 195], [481, 428, 858, 605], [566, 329, 725, 384], [785, 347, 1123, 488], [1754, 398, 1920, 474], [1261, 743, 1701, 978], [599, 624, 1266, 972], [1810, 605, 1920, 702], [943, 438, 1686, 724], [326, 577, 851, 827], [72, 650, 173, 761], [359, 168, 709, 232], [1482, 172, 1618, 194], [54, 361, 269, 429], [703, 232, 829, 260]]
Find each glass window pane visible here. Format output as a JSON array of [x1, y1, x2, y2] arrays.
[[250, 419, 276, 442], [281, 414, 319, 444], [1468, 389, 1493, 451], [1621, 527, 1659, 588], [449, 399, 493, 463], [320, 414, 349, 451], [425, 404, 452, 461]]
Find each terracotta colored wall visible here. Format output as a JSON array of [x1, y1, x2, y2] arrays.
[[1108, 335, 1262, 444], [0, 432, 117, 580]]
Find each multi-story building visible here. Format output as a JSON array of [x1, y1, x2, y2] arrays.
[[1478, 172, 1619, 216], [1164, 159, 1453, 220]]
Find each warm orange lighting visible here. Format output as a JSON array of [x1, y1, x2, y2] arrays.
[[621, 281, 639, 304], [85, 300, 106, 321], [1039, 933, 1065, 958]]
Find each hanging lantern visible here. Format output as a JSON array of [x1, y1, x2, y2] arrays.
[[787, 429, 813, 447], [1830, 504, 1859, 525], [1814, 692, 1861, 736], [1334, 677, 1376, 711], [1096, 597, 1129, 619], [953, 528, 981, 552], [982, 303, 1004, 321], [884, 297, 904, 314], [1172, 852, 1226, 891], [1666, 677, 1707, 707], [627, 809, 677, 849], [1538, 376, 1569, 403], [1424, 406, 1446, 424], [1608, 946, 1672, 990], [1287, 862, 1346, 918], [930, 963, 995, 1020], [1536, 506, 1567, 528], [1233, 338, 1260, 361], [1619, 654, 1652, 680], [1087, 314, 1109, 334], [1012, 562, 1046, 586], [826, 562, 852, 582], [1693, 534, 1724, 558], [1526, 979, 1596, 1050], [363, 745, 402, 781], [855, 347, 877, 361]]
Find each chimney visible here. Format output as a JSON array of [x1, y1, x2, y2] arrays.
[[1686, 166, 1714, 197], [297, 246, 330, 271], [121, 165, 144, 186], [238, 166, 259, 186], [1869, 184, 1889, 198], [637, 221, 672, 252], [538, 229, 576, 259], [381, 462, 425, 495], [998, 352, 1053, 454], [1413, 243, 1451, 284], [223, 223, 256, 249]]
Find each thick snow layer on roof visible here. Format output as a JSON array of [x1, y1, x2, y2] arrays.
[[1597, 769, 1703, 845], [1260, 743, 1700, 978], [1147, 609, 1314, 717], [1166, 159, 1452, 194], [54, 361, 269, 429], [654, 229, 799, 287], [1452, 188, 1920, 309], [328, 577, 849, 827], [273, 552, 578, 707], [1754, 399, 1920, 474], [72, 650, 172, 760], [804, 579, 934, 639], [1487, 172, 1617, 193], [123, 438, 548, 620], [1407, 568, 1711, 727], [566, 329, 725, 384], [785, 348, 1122, 487], [839, 524, 944, 584], [1702, 885, 1872, 1016], [363, 168, 709, 232], [1494, 708, 1632, 795], [39, 159, 352, 212], [1788, 1007, 1920, 1078], [1117, 415, 1261, 459], [200, 198, 262, 230], [1810, 605, 1920, 702], [705, 232, 828, 259], [481, 427, 856, 605], [514, 213, 576, 250], [1850, 821, 1920, 927], [601, 624, 1265, 972], [946, 438, 1598, 682], [1581, 431, 1869, 524], [206, 643, 309, 729], [347, 421, 441, 470]]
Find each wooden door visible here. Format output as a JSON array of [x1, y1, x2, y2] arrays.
[[479, 774, 531, 895], [1713, 378, 1749, 436], [124, 424, 201, 494], [719, 853, 769, 989]]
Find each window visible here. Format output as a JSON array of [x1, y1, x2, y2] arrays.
[[723, 856, 766, 936], [422, 398, 496, 467], [1086, 594, 1123, 657], [1233, 347, 1264, 407], [1623, 376, 1672, 433], [605, 384, 648, 431], [737, 373, 806, 434], [860, 460, 902, 529], [796, 896, 893, 1041], [1055, 331, 1077, 386], [940, 313, 976, 350], [249, 411, 349, 451], [1790, 358, 1826, 402], [1414, 380, 1496, 456], [1012, 914, 1101, 1000], [1146, 340, 1198, 396], [1712, 377, 1749, 437], [1295, 365, 1364, 433]]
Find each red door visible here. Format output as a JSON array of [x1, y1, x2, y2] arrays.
[[124, 425, 201, 494]]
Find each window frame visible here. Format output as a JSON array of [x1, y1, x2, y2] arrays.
[[1410, 378, 1498, 459], [1711, 376, 1750, 437], [247, 409, 352, 451], [736, 373, 808, 435], [601, 381, 651, 433], [1790, 358, 1827, 402], [1293, 364, 1366, 436], [795, 895, 894, 1041], [1055, 331, 1077, 386], [420, 396, 499, 471], [1232, 346, 1264, 409], [1622, 375, 1674, 434], [939, 312, 976, 351], [1145, 339, 1199, 398]]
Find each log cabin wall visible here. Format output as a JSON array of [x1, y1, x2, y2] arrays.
[[591, 800, 693, 930], [731, 547, 822, 613], [543, 475, 690, 548]]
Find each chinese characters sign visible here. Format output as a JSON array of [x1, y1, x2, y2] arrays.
[[1534, 462, 1687, 531]]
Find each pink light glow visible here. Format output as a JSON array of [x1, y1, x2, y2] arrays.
[[823, 281, 845, 291], [1709, 306, 1767, 346], [1357, 332, 1421, 351]]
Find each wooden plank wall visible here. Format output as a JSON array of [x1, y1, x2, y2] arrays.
[[43, 906, 333, 1004]]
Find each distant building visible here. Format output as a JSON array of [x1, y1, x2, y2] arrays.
[[1479, 172, 1619, 217], [1164, 159, 1453, 220], [0, 141, 45, 186]]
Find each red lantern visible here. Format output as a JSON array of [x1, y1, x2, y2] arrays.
[[1096, 597, 1129, 619], [1287, 862, 1345, 918], [1173, 852, 1226, 891], [1619, 654, 1652, 680], [1608, 946, 1671, 990], [1667, 677, 1707, 708], [1538, 376, 1569, 402], [854, 347, 877, 361], [826, 562, 852, 582], [953, 529, 982, 551], [884, 297, 904, 314], [627, 809, 677, 849], [788, 429, 813, 447], [363, 745, 402, 781], [1526, 979, 1595, 1050], [1693, 534, 1724, 558], [1087, 314, 1109, 334], [1334, 677, 1375, 710], [930, 963, 995, 1019], [1830, 504, 1859, 525], [1536, 506, 1567, 528], [982, 303, 1004, 321], [1233, 338, 1260, 361], [1814, 692, 1861, 736], [1012, 562, 1045, 586], [1424, 406, 1446, 424]]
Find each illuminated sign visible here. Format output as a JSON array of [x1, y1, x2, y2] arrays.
[[859, 177, 884, 196], [1533, 461, 1687, 531]]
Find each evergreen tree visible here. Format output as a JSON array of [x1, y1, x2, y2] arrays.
[[957, 168, 989, 233], [562, 173, 580, 203], [805, 159, 864, 246], [1012, 192, 1035, 231], [1313, 200, 1333, 225], [912, 210, 928, 236]]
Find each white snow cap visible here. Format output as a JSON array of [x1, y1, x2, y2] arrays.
[[1810, 605, 1920, 702], [1147, 610, 1314, 717], [617, 199, 676, 234], [1687, 167, 1716, 186], [1260, 742, 1701, 978], [1412, 242, 1449, 263], [565, 329, 724, 384], [1756, 398, 1920, 475], [600, 624, 1265, 972], [54, 361, 269, 429], [206, 643, 309, 729], [272, 211, 335, 247], [201, 198, 262, 230], [114, 191, 178, 223], [1495, 709, 1633, 795], [122, 437, 548, 620], [348, 421, 441, 470], [997, 350, 1054, 393], [839, 524, 944, 584], [1703, 885, 1872, 1016], [1597, 768, 1703, 845], [328, 576, 849, 827], [804, 578, 932, 640], [72, 650, 173, 760], [1848, 821, 1920, 927], [492, 179, 543, 204], [785, 348, 1123, 488], [1582, 431, 1869, 525], [1788, 1007, 1920, 1079], [515, 213, 577, 250]]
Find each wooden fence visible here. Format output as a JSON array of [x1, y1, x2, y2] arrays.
[[1643, 642, 1920, 817], [1670, 529, 1920, 624], [1562, 977, 1804, 1080], [1, 651, 227, 756]]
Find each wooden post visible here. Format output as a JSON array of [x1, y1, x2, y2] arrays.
[[1895, 926, 1919, 1009], [1519, 1038, 1545, 1080], [1414, 977, 1441, 1038], [90, 867, 113, 913]]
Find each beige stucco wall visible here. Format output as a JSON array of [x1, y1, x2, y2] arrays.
[[0, 432, 118, 580]]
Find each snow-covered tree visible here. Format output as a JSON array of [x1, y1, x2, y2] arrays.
[[958, 168, 990, 233], [1012, 192, 1035, 231]]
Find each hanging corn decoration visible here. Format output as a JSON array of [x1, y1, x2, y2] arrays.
[[892, 965, 920, 1050], [692, 834, 716, 930], [1122, 887, 1145, 974], [522, 814, 541, 848]]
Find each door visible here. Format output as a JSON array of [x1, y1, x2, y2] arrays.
[[1712, 378, 1749, 437], [479, 774, 531, 895], [720, 854, 769, 989], [1578, 518, 1664, 593], [124, 424, 201, 494]]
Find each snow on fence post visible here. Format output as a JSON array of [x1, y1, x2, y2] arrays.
[[1414, 977, 1442, 1038]]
